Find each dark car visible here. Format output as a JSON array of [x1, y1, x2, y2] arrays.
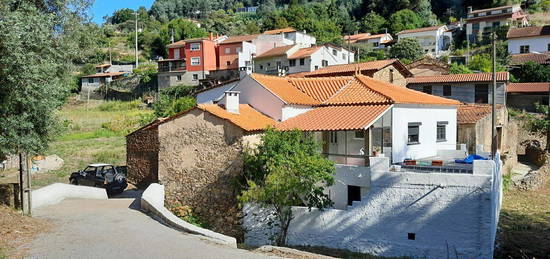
[[69, 163, 128, 195]]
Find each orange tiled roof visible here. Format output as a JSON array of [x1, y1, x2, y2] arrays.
[[289, 77, 354, 102], [356, 75, 460, 105], [220, 34, 260, 44], [407, 72, 509, 84], [288, 46, 323, 59], [167, 40, 186, 48], [197, 104, 275, 131], [354, 34, 392, 43], [82, 72, 125, 78], [507, 25, 550, 39], [291, 59, 400, 77], [397, 25, 445, 35], [263, 27, 297, 34], [255, 45, 295, 59], [324, 78, 390, 105], [95, 64, 111, 68], [510, 52, 550, 65], [457, 104, 494, 124], [507, 82, 550, 93], [277, 104, 391, 131], [251, 74, 319, 105]]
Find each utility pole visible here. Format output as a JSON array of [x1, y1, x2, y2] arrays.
[[135, 10, 139, 68], [491, 31, 497, 158], [26, 155, 31, 216], [108, 41, 112, 65], [18, 152, 24, 212]]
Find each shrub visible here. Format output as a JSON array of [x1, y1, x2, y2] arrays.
[[171, 205, 209, 228], [97, 100, 142, 112], [153, 96, 196, 117]]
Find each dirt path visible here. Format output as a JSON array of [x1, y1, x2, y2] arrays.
[[23, 197, 273, 259]]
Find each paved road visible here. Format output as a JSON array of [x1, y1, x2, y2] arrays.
[[25, 196, 272, 259]]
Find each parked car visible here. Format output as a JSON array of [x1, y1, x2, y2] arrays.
[[69, 163, 127, 195]]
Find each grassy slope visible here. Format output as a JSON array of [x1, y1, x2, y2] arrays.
[[497, 169, 550, 258], [31, 98, 153, 189]]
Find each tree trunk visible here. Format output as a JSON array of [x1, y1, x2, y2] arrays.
[[276, 206, 293, 246]]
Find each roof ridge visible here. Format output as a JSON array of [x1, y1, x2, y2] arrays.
[[354, 75, 395, 102], [321, 78, 356, 104]]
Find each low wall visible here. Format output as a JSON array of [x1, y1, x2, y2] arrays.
[[243, 158, 501, 259], [140, 183, 237, 247], [32, 183, 108, 209]]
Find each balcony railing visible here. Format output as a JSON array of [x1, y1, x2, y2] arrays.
[[158, 61, 186, 72]]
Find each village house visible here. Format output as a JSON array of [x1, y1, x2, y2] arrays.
[[506, 82, 550, 111], [157, 34, 222, 89], [80, 72, 126, 99], [466, 4, 528, 44], [253, 44, 354, 76], [457, 104, 508, 154], [510, 51, 550, 66], [507, 25, 550, 54], [290, 59, 412, 87], [405, 57, 450, 77], [406, 72, 510, 105], [262, 27, 316, 47], [344, 33, 393, 49], [396, 25, 452, 57]]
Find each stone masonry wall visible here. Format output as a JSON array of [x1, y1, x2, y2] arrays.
[[157, 109, 246, 238], [126, 127, 159, 188], [372, 65, 407, 87]]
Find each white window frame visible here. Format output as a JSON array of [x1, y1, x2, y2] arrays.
[[436, 121, 448, 142], [225, 47, 231, 54], [190, 43, 201, 51], [190, 57, 201, 66]]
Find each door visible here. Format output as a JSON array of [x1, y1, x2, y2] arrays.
[[347, 185, 361, 206], [174, 49, 180, 59], [80, 166, 97, 186], [475, 84, 489, 103]]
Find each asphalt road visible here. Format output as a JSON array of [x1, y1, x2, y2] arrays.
[[25, 196, 272, 259]]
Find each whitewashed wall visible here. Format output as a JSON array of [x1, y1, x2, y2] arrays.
[[228, 75, 285, 121], [508, 36, 550, 54], [243, 158, 501, 259], [281, 105, 312, 121], [328, 165, 371, 209], [391, 104, 457, 162]]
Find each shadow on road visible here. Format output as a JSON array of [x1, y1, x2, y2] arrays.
[[110, 188, 144, 210]]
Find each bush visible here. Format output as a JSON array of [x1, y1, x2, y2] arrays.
[[389, 38, 424, 63], [153, 96, 196, 117], [101, 113, 151, 135], [449, 63, 473, 74], [171, 205, 209, 228], [97, 100, 142, 112]]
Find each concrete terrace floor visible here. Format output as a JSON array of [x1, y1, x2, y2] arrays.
[[23, 196, 273, 259]]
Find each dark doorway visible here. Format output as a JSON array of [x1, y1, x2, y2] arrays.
[[347, 185, 361, 206], [475, 84, 489, 103]]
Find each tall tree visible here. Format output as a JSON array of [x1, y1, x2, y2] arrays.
[[389, 38, 424, 63], [388, 9, 424, 33], [360, 12, 387, 33], [0, 0, 94, 155]]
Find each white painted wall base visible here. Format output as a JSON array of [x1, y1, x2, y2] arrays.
[[31, 183, 108, 209]]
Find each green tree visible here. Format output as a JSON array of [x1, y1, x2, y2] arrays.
[[514, 61, 550, 82], [389, 38, 424, 63], [449, 63, 474, 74], [416, 0, 439, 26], [153, 96, 196, 117], [524, 104, 550, 151], [388, 9, 424, 34], [153, 18, 208, 57], [110, 8, 134, 24], [239, 128, 335, 246], [0, 0, 93, 155], [360, 12, 386, 34], [468, 54, 507, 73]]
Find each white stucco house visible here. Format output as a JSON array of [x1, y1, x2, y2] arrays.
[[507, 25, 550, 54], [466, 4, 528, 44], [263, 27, 316, 47], [344, 33, 393, 49], [397, 25, 452, 57]]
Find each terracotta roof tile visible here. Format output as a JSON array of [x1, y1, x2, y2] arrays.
[[407, 72, 509, 84], [251, 74, 319, 105], [277, 104, 391, 131], [82, 72, 125, 78], [357, 75, 460, 105], [507, 82, 550, 93], [291, 59, 400, 77], [507, 25, 550, 39], [255, 45, 295, 59], [289, 77, 353, 102], [220, 34, 260, 44], [397, 25, 445, 35], [324, 78, 390, 105], [457, 104, 498, 124], [263, 27, 297, 34], [198, 104, 275, 131], [510, 52, 550, 65], [288, 46, 323, 59]]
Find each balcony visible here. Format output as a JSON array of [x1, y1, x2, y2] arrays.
[[158, 60, 186, 72]]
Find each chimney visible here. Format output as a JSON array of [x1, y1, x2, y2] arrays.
[[467, 6, 473, 14], [224, 91, 240, 114], [209, 32, 214, 40]]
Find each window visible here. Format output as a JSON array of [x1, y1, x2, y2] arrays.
[[314, 65, 319, 70], [548, 43, 550, 51], [389, 69, 394, 83], [422, 85, 432, 94], [431, 49, 435, 52], [333, 49, 337, 56], [436, 121, 448, 142], [87, 78, 94, 83], [276, 61, 281, 68], [289, 59, 296, 67], [347, 185, 361, 206], [225, 47, 231, 54], [408, 122, 421, 145], [267, 62, 271, 67], [190, 57, 200, 66], [329, 131, 338, 143], [192, 74, 198, 81], [190, 43, 200, 51], [226, 61, 231, 66], [299, 58, 305, 66], [475, 84, 489, 103], [343, 53, 347, 60], [472, 23, 480, 31], [322, 60, 328, 67], [176, 75, 182, 81], [443, 85, 452, 96], [354, 131, 364, 139], [259, 65, 264, 70], [492, 21, 500, 28], [520, 45, 530, 54], [373, 42, 379, 47]]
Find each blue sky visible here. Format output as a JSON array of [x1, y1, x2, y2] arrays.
[[90, 0, 155, 24]]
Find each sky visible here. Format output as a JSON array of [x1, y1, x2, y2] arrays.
[[90, 0, 155, 24]]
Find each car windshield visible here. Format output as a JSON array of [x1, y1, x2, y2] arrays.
[[83, 166, 96, 173]]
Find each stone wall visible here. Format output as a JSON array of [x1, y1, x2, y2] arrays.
[[372, 65, 407, 87], [126, 126, 159, 188], [157, 109, 249, 238]]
